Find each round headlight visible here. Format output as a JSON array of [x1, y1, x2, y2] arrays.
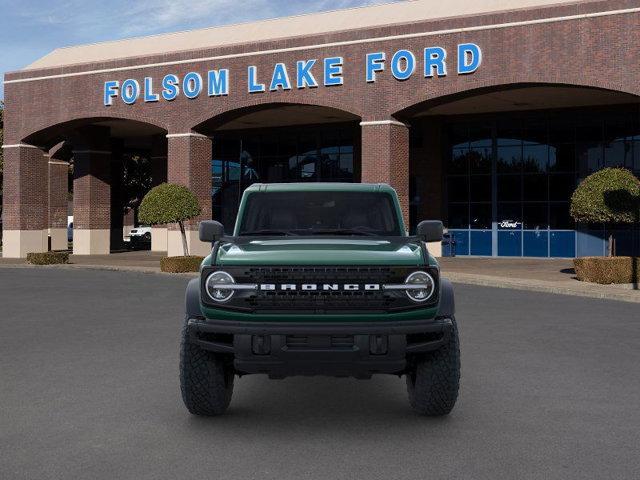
[[404, 271, 435, 302], [205, 271, 235, 303]]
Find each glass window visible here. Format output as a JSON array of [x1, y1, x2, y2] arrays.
[[523, 122, 548, 145], [549, 202, 573, 229], [575, 119, 602, 143], [548, 118, 574, 144], [549, 174, 576, 201], [497, 175, 521, 201], [449, 148, 469, 174], [469, 147, 492, 173], [497, 121, 522, 146], [634, 142, 640, 172], [470, 203, 492, 229], [549, 144, 575, 172], [577, 143, 603, 174], [497, 203, 522, 229], [523, 203, 548, 229], [239, 191, 401, 236], [447, 204, 469, 229], [523, 175, 548, 202], [497, 145, 522, 173], [447, 176, 469, 203], [470, 175, 492, 202], [523, 145, 548, 173], [604, 140, 632, 168], [469, 125, 492, 147]]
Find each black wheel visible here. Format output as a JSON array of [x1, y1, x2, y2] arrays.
[[144, 232, 151, 241], [180, 318, 234, 416], [406, 317, 460, 416]]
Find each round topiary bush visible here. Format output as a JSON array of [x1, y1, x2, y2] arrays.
[[570, 168, 640, 224], [139, 183, 202, 256], [570, 168, 640, 258]]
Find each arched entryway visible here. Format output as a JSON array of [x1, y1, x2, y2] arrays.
[[4, 117, 167, 257], [398, 84, 640, 258], [194, 103, 361, 232]]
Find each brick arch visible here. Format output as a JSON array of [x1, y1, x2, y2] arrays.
[[189, 100, 362, 134], [391, 81, 640, 120], [21, 115, 168, 149]]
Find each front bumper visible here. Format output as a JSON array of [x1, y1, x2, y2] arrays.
[[187, 317, 453, 378]]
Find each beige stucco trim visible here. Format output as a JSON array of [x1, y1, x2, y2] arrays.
[[360, 120, 409, 127], [427, 241, 443, 258], [1, 143, 42, 149], [151, 227, 168, 252], [2, 230, 48, 258], [73, 229, 110, 255], [167, 229, 212, 257], [49, 228, 68, 251]]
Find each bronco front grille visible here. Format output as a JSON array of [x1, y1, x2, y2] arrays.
[[201, 265, 438, 313]]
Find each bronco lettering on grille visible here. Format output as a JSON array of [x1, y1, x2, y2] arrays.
[[259, 284, 381, 291]]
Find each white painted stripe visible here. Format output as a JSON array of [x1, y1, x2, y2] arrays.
[[1, 143, 41, 149], [166, 133, 211, 139], [4, 7, 639, 85], [360, 120, 408, 127], [71, 149, 111, 154]]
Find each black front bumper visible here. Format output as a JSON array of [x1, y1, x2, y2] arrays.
[[187, 317, 453, 378]]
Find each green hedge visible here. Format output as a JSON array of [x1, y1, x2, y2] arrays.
[[574, 256, 640, 284], [27, 251, 70, 265], [160, 256, 204, 273]]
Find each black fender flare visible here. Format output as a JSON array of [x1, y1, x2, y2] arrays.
[[436, 278, 455, 318], [185, 278, 203, 319]]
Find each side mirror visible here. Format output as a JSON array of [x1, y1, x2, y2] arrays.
[[199, 220, 225, 243], [416, 220, 444, 243]]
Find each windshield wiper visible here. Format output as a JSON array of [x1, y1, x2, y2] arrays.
[[240, 229, 300, 236]]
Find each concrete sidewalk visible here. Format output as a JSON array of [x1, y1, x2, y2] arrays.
[[439, 257, 640, 303], [1, 251, 639, 303]]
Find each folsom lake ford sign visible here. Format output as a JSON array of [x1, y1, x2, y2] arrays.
[[103, 43, 482, 106]]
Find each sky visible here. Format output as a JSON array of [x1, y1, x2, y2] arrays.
[[0, 0, 401, 100]]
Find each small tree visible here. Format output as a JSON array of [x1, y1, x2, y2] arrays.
[[139, 183, 202, 256], [570, 168, 640, 256]]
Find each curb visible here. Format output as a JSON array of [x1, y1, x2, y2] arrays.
[[0, 263, 198, 277], [444, 272, 640, 304]]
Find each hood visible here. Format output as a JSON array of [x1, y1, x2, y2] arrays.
[[215, 237, 424, 266]]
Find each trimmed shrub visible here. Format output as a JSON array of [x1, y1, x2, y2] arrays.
[[570, 168, 640, 224], [574, 256, 640, 284], [27, 251, 70, 265], [139, 183, 202, 256], [160, 256, 204, 273]]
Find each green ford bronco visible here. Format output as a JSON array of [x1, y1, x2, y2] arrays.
[[181, 183, 459, 416]]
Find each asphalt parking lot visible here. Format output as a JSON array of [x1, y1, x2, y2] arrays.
[[1, 268, 639, 480]]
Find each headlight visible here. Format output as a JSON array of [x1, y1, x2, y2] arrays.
[[205, 271, 236, 302], [404, 271, 435, 302]]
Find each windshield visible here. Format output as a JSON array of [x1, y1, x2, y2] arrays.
[[238, 191, 402, 236]]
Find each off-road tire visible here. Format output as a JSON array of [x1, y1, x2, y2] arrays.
[[180, 318, 234, 416], [406, 317, 460, 416]]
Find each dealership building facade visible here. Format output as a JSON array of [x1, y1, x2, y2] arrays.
[[3, 0, 640, 258]]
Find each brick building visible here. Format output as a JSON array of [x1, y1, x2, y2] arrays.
[[3, 0, 640, 258]]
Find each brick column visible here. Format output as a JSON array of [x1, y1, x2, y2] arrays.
[[360, 120, 410, 230], [150, 134, 168, 252], [72, 127, 112, 255], [166, 132, 212, 257], [48, 158, 69, 251], [1, 144, 49, 258]]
